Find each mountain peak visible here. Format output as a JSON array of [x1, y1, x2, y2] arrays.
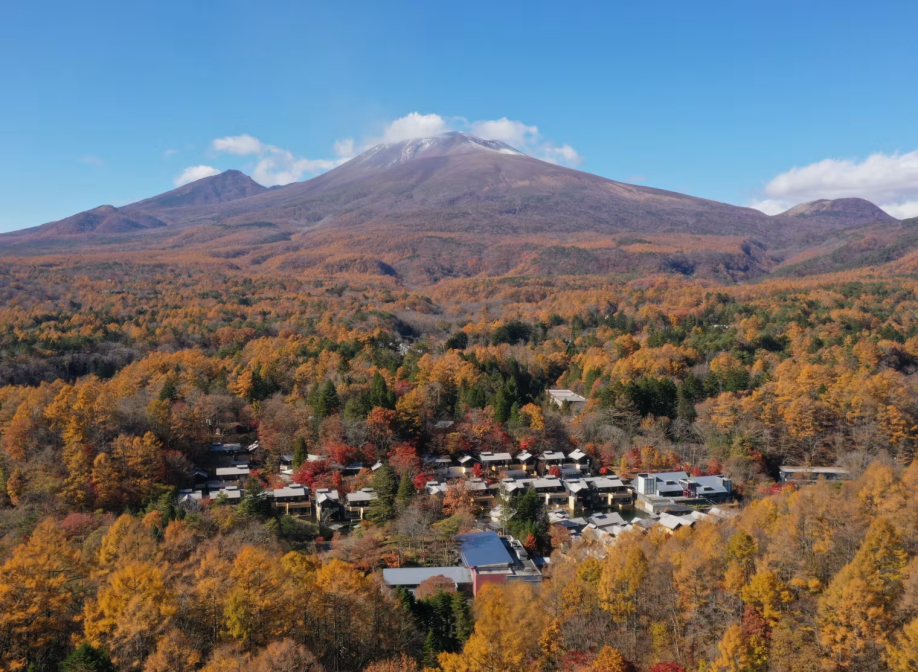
[[352, 132, 525, 170], [127, 169, 268, 210], [780, 197, 896, 226]]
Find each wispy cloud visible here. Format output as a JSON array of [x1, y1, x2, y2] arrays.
[[79, 155, 104, 167], [372, 113, 583, 167], [749, 150, 918, 218], [210, 134, 356, 187], [163, 149, 179, 159], [174, 165, 221, 187]]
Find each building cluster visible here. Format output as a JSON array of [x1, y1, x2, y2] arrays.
[[180, 431, 853, 603]]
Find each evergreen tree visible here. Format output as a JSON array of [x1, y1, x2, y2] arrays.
[[421, 630, 439, 669], [451, 592, 473, 643], [238, 478, 271, 518], [369, 372, 396, 410], [158, 376, 178, 402], [60, 644, 116, 672], [366, 463, 398, 523], [445, 331, 469, 350], [676, 384, 697, 422], [313, 380, 340, 419], [493, 387, 512, 424], [508, 402, 521, 428], [292, 436, 308, 469], [344, 392, 372, 419], [396, 473, 415, 505]]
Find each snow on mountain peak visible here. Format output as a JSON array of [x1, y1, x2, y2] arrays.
[[353, 132, 525, 168]]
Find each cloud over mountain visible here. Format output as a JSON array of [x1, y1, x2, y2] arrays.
[[750, 150, 918, 219], [372, 113, 583, 167], [174, 165, 221, 186]]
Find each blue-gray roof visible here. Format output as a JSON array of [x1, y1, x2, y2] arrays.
[[382, 566, 472, 587], [457, 531, 513, 568]]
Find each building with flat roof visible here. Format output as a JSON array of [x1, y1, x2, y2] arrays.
[[456, 531, 542, 595], [382, 567, 473, 594], [548, 390, 587, 411], [779, 466, 850, 483]]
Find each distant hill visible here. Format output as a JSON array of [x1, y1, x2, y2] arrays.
[[0, 133, 903, 284], [5, 205, 168, 239], [779, 198, 896, 228]]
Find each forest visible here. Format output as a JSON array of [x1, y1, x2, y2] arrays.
[[2, 256, 918, 671]]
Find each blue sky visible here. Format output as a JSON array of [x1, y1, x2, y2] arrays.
[[2, 0, 917, 232]]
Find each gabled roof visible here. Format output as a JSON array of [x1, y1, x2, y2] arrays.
[[315, 488, 340, 504], [540, 451, 566, 461], [657, 513, 693, 530], [568, 449, 588, 461], [517, 451, 533, 462], [346, 488, 379, 504]]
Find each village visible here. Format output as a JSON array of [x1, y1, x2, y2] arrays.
[[180, 389, 852, 599]]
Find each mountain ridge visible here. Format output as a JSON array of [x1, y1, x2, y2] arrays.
[[0, 133, 902, 284]]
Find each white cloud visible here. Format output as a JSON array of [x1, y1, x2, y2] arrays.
[[212, 134, 265, 155], [748, 199, 791, 216], [333, 138, 355, 158], [79, 155, 104, 167], [539, 143, 583, 166], [471, 118, 538, 147], [211, 134, 357, 187], [883, 201, 918, 220], [372, 112, 583, 167], [381, 112, 451, 143], [174, 165, 221, 186], [750, 150, 918, 219], [162, 149, 179, 159]]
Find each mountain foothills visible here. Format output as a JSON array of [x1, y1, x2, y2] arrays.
[[1, 132, 911, 284], [3, 135, 918, 672]]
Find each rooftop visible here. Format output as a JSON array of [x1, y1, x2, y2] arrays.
[[382, 566, 471, 587], [457, 531, 514, 569], [779, 466, 850, 474], [548, 389, 587, 403]]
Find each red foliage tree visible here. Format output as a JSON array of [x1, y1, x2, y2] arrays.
[[415, 575, 458, 600], [388, 442, 421, 477], [328, 443, 360, 466], [292, 460, 330, 488], [649, 664, 686, 672]]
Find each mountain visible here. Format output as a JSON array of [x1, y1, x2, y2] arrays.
[[174, 132, 790, 240], [5, 205, 168, 239], [127, 169, 267, 212], [0, 133, 902, 284], [779, 198, 896, 228]]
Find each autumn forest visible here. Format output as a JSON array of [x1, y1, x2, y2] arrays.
[[2, 255, 918, 672]]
